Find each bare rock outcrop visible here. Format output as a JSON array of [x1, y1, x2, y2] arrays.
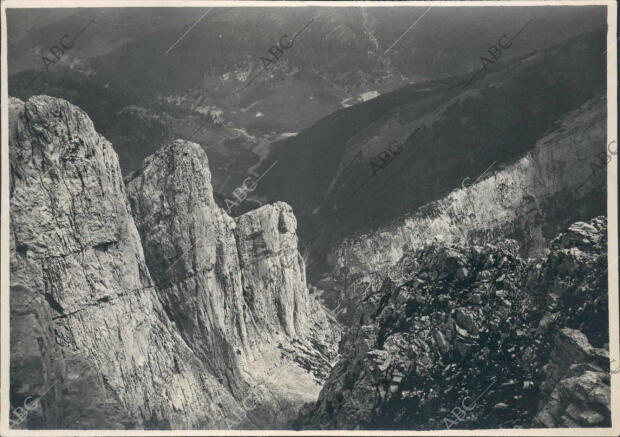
[[9, 95, 339, 430], [236, 203, 338, 356], [125, 139, 340, 427], [532, 329, 610, 427], [125, 139, 250, 394], [296, 216, 609, 430], [9, 96, 235, 429]]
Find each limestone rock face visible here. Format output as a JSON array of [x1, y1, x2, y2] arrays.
[[125, 139, 249, 393], [10, 283, 65, 429], [296, 217, 609, 430], [235, 203, 340, 381], [326, 95, 606, 323], [236, 202, 324, 340], [9, 96, 339, 430], [9, 96, 237, 429], [125, 140, 340, 414]]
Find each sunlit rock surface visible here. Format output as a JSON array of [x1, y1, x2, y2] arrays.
[[9, 95, 340, 429]]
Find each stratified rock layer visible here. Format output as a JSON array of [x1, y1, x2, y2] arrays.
[[296, 217, 609, 430], [9, 96, 339, 430]]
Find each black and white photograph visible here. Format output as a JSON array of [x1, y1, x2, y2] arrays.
[[1, 0, 618, 434]]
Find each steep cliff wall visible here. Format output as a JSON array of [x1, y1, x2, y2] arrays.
[[124, 139, 250, 394], [125, 140, 340, 427], [297, 217, 609, 430], [235, 202, 337, 349], [325, 94, 606, 322], [9, 96, 236, 429], [9, 95, 339, 429]]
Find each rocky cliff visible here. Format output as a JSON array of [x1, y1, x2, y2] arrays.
[[125, 138, 340, 426], [296, 217, 609, 429], [325, 93, 607, 323], [9, 95, 339, 429]]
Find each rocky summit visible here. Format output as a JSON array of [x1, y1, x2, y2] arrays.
[[295, 217, 609, 430], [9, 95, 340, 429]]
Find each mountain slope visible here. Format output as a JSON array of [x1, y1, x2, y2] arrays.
[[254, 30, 606, 279], [324, 93, 606, 322], [8, 7, 605, 188]]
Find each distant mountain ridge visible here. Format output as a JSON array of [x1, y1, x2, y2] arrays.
[[8, 7, 605, 192]]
